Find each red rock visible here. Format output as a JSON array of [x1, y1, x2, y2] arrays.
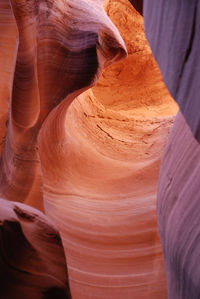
[[38, 1, 176, 298], [0, 198, 71, 298], [0, 0, 177, 298]]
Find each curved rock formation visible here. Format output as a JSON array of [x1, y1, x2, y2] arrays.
[[158, 111, 200, 299], [38, 1, 177, 298], [0, 0, 17, 155], [0, 0, 178, 298], [0, 0, 126, 210], [0, 198, 71, 298]]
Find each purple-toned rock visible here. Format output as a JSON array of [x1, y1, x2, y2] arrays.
[[144, 0, 200, 141], [158, 111, 200, 299], [143, 1, 200, 298]]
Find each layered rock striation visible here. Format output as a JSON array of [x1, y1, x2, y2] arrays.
[[0, 0, 178, 298], [0, 0, 127, 210], [0, 198, 71, 298], [38, 1, 177, 298], [143, 1, 200, 298]]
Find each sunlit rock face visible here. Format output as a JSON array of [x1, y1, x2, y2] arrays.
[[38, 1, 177, 298], [0, 198, 71, 298], [0, 0, 178, 298]]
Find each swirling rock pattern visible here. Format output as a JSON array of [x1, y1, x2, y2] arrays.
[[0, 0, 126, 210], [0, 198, 71, 298], [38, 1, 177, 298], [0, 0, 178, 298]]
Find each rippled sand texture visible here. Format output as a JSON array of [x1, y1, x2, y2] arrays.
[[0, 0, 178, 298]]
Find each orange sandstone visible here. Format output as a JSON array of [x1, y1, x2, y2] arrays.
[[0, 0, 177, 298]]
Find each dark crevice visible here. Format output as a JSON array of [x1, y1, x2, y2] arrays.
[[96, 124, 114, 140], [128, 0, 143, 16]]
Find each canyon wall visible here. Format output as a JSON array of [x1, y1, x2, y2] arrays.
[[0, 198, 71, 298], [38, 1, 177, 298], [0, 0, 179, 298], [0, 0, 17, 154], [143, 1, 200, 298]]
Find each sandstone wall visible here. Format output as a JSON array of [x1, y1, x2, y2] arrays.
[[0, 0, 178, 298]]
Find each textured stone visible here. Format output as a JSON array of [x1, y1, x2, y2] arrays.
[[143, 1, 200, 298], [38, 1, 176, 298], [0, 0, 126, 209], [0, 0, 178, 298], [158, 111, 200, 299], [144, 0, 200, 141]]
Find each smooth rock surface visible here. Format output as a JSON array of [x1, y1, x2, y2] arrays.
[[0, 0, 17, 154], [158, 111, 200, 299], [38, 1, 177, 298], [0, 0, 178, 298], [143, 1, 200, 298], [144, 0, 200, 141], [0, 0, 126, 210]]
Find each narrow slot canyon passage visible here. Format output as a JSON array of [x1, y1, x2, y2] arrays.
[[38, 1, 178, 298], [0, 0, 182, 298]]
